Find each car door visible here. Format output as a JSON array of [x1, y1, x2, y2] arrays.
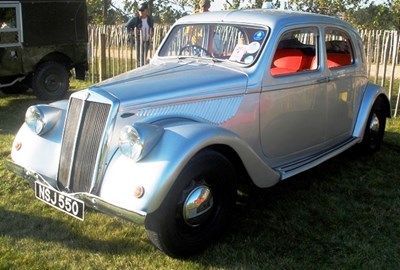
[[260, 27, 328, 165], [323, 28, 357, 145]]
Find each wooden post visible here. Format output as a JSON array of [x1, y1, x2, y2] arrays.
[[388, 31, 399, 101], [99, 33, 106, 81], [381, 31, 390, 87], [374, 31, 381, 84], [368, 30, 374, 78]]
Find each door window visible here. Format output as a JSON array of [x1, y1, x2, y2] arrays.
[[271, 27, 318, 76], [325, 29, 353, 68]]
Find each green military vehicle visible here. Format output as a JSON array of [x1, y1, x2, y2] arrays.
[[0, 0, 88, 100]]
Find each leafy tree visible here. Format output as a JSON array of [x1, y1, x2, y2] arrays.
[[387, 0, 400, 29], [288, 0, 400, 29], [288, 0, 364, 15], [87, 0, 126, 24], [348, 3, 393, 29], [121, 0, 189, 24]]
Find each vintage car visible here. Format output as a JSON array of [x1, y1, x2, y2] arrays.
[[6, 9, 391, 257]]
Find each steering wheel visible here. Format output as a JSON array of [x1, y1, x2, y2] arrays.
[[179, 44, 211, 57]]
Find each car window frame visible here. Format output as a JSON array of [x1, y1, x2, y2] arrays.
[[324, 27, 355, 70], [157, 22, 270, 67], [269, 26, 320, 78]]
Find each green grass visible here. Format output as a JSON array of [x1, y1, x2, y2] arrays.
[[1, 81, 400, 269]]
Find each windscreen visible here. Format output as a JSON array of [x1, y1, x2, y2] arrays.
[[158, 23, 269, 65]]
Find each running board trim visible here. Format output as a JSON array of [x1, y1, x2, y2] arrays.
[[275, 137, 360, 180]]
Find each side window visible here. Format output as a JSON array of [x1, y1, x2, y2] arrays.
[[325, 29, 354, 69], [0, 5, 21, 47], [271, 27, 318, 76]]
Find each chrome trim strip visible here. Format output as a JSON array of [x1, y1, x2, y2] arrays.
[[5, 160, 146, 224], [136, 96, 243, 124], [276, 137, 359, 179]]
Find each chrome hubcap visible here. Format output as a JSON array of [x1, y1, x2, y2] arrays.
[[369, 114, 380, 137], [183, 185, 214, 227]]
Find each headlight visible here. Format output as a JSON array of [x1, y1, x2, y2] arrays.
[[119, 125, 143, 160], [25, 105, 62, 135], [119, 123, 164, 161], [25, 106, 45, 134]]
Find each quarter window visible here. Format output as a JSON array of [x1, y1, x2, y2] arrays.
[[325, 29, 353, 68], [271, 27, 318, 76]]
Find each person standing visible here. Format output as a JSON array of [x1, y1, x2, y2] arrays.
[[199, 0, 211, 12], [125, 2, 154, 66]]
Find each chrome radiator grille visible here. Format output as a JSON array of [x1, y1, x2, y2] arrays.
[[57, 97, 111, 193]]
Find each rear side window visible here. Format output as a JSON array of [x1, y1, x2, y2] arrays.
[[270, 27, 318, 76], [325, 28, 354, 68]]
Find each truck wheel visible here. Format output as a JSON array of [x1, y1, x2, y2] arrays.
[[145, 149, 236, 258], [360, 98, 387, 152], [32, 61, 69, 100]]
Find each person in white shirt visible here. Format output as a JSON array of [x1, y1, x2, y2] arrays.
[[125, 2, 154, 65]]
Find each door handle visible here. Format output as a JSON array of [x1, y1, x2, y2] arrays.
[[316, 77, 329, 83]]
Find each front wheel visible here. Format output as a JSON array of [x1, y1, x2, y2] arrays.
[[32, 61, 69, 100], [145, 149, 236, 258]]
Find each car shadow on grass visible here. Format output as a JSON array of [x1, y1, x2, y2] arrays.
[[0, 208, 153, 255]]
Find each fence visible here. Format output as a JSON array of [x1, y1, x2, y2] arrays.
[[88, 24, 170, 82], [87, 25, 400, 116]]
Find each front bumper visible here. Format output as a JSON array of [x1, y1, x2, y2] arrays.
[[5, 159, 146, 224]]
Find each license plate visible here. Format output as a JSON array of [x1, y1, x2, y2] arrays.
[[35, 181, 85, 221]]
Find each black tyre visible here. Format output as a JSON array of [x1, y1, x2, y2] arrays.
[[360, 98, 387, 152], [32, 61, 69, 100], [145, 149, 236, 258]]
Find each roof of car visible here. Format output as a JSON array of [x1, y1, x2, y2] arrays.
[[176, 9, 354, 31]]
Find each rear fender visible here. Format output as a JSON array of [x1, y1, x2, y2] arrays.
[[353, 83, 391, 139]]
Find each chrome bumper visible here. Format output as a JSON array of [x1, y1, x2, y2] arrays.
[[5, 160, 146, 225]]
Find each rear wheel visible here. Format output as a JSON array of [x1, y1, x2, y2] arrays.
[[145, 149, 236, 258], [360, 98, 387, 152], [32, 61, 69, 100]]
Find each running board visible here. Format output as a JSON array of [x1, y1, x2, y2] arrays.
[[275, 137, 360, 180]]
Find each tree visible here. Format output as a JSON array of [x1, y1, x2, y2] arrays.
[[348, 3, 393, 29], [288, 0, 364, 15], [387, 0, 400, 30], [121, 0, 189, 24], [87, 0, 126, 24]]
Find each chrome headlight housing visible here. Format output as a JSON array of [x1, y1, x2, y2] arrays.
[[119, 123, 164, 161], [25, 105, 62, 135]]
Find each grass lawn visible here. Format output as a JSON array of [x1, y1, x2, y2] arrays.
[[1, 81, 400, 269]]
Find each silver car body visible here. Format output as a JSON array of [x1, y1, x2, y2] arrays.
[[8, 10, 390, 224]]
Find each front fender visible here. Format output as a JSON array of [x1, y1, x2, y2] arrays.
[[100, 121, 280, 215], [11, 100, 68, 183], [353, 82, 391, 139]]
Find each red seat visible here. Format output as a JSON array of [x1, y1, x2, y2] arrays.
[[271, 49, 307, 76], [326, 53, 352, 68]]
